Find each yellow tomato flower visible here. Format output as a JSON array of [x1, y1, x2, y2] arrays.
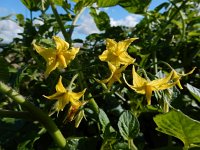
[[124, 66, 176, 105], [99, 38, 137, 67], [96, 62, 127, 89], [33, 36, 79, 78], [43, 76, 86, 115], [64, 101, 86, 123], [171, 67, 196, 89]]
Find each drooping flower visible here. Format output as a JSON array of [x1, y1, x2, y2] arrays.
[[96, 62, 128, 89], [99, 38, 137, 67], [43, 76, 86, 115], [124, 66, 176, 105], [171, 67, 196, 89], [64, 102, 86, 124], [33, 36, 79, 78]]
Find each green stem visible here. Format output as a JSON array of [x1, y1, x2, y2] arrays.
[[0, 81, 66, 148], [88, 93, 99, 115], [153, 50, 158, 74], [163, 101, 169, 113], [128, 138, 138, 150], [68, 7, 86, 39], [49, 0, 69, 41]]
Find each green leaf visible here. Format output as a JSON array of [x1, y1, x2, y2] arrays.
[[119, 0, 151, 14], [53, 0, 64, 6], [66, 137, 98, 150], [90, 7, 110, 31], [20, 0, 49, 11], [97, 0, 120, 7], [99, 109, 110, 132], [117, 110, 140, 141], [154, 110, 200, 148], [16, 14, 25, 26], [186, 83, 200, 102]]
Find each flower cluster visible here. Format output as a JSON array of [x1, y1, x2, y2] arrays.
[[97, 38, 137, 89], [33, 36, 79, 78], [97, 38, 195, 105], [34, 36, 196, 125], [33, 36, 86, 125]]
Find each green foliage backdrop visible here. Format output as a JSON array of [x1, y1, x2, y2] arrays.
[[0, 0, 199, 149]]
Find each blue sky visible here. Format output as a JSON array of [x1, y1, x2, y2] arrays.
[[0, 0, 167, 43]]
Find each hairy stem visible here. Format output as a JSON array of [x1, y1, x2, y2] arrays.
[[49, 0, 69, 41], [0, 81, 66, 148]]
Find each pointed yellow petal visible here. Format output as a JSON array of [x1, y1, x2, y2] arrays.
[[56, 76, 66, 93], [33, 43, 56, 62], [123, 74, 146, 94], [62, 47, 79, 65], [68, 89, 86, 104], [56, 96, 69, 111], [99, 50, 109, 61], [43, 92, 64, 100], [44, 59, 59, 78], [145, 85, 153, 105], [181, 67, 196, 76], [117, 38, 138, 53], [106, 38, 117, 53], [132, 66, 147, 87], [57, 54, 67, 68], [119, 52, 135, 65], [53, 36, 69, 52], [149, 71, 173, 88]]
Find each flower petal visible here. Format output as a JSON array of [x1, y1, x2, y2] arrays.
[[56, 76, 66, 93], [123, 74, 146, 94], [106, 38, 117, 53], [99, 50, 109, 61], [53, 36, 69, 52], [132, 66, 147, 87], [43, 92, 64, 100], [119, 52, 135, 65], [68, 89, 86, 105], [57, 54, 67, 68], [44, 59, 59, 78], [117, 38, 138, 54], [62, 47, 79, 65], [33, 43, 56, 62], [149, 71, 173, 88]]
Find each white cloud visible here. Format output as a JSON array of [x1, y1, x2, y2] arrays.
[[110, 14, 143, 27], [0, 20, 23, 44], [33, 19, 44, 26], [73, 13, 142, 39], [75, 14, 100, 35]]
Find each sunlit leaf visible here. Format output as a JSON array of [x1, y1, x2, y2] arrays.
[[20, 0, 49, 11], [90, 7, 110, 31], [154, 110, 200, 148], [186, 83, 200, 102], [119, 0, 151, 14], [117, 110, 140, 140], [97, 0, 120, 7], [99, 109, 110, 132]]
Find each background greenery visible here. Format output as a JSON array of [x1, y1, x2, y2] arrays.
[[0, 0, 199, 149]]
